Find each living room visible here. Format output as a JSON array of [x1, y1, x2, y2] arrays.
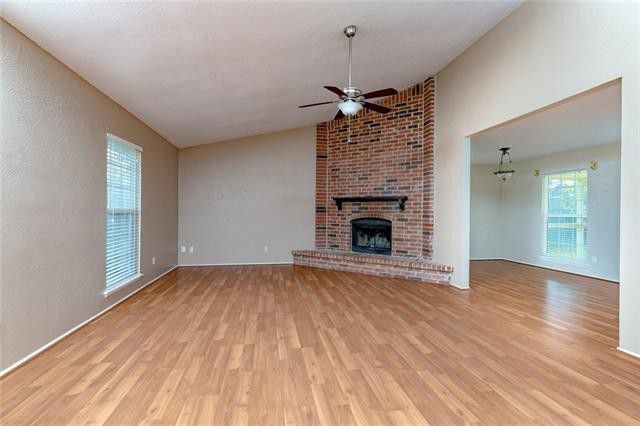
[[1, 2, 639, 424]]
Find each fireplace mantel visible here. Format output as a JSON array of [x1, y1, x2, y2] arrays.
[[332, 195, 408, 211]]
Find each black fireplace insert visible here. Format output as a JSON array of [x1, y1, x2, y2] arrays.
[[351, 218, 392, 255]]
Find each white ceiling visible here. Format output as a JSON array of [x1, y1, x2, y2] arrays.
[[471, 81, 621, 165], [1, 2, 521, 147]]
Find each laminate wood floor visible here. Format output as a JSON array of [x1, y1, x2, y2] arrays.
[[2, 261, 639, 425]]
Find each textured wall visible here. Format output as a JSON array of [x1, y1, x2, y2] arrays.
[[178, 127, 315, 265], [470, 164, 503, 260], [500, 143, 621, 281], [0, 21, 178, 371], [316, 78, 435, 259]]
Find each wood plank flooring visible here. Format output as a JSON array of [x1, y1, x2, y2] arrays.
[[1, 260, 639, 424]]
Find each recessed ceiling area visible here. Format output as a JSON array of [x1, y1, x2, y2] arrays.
[[471, 81, 621, 165], [1, 2, 521, 147]]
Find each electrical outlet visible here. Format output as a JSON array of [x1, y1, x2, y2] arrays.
[[264, 245, 269, 253], [591, 256, 597, 263], [152, 256, 156, 265], [189, 246, 194, 253], [181, 246, 186, 253]]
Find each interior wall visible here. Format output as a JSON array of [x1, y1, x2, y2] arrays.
[[0, 21, 179, 372], [178, 127, 315, 265], [470, 164, 502, 260], [435, 2, 639, 353], [471, 143, 621, 281], [502, 143, 621, 281]]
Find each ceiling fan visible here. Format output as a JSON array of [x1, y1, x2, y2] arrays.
[[298, 25, 398, 120]]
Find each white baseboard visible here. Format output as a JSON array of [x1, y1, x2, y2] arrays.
[[617, 347, 640, 359], [449, 282, 470, 290], [471, 257, 619, 283], [179, 261, 293, 267], [0, 265, 178, 378]]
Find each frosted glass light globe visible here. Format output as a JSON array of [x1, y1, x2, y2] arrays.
[[338, 99, 363, 116]]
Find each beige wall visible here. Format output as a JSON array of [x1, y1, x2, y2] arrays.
[[0, 21, 178, 371], [435, 2, 639, 354], [179, 127, 315, 265], [470, 164, 503, 260]]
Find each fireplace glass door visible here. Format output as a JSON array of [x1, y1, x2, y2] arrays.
[[351, 218, 392, 255]]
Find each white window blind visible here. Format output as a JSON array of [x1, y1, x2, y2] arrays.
[[542, 169, 588, 260], [106, 134, 142, 291]]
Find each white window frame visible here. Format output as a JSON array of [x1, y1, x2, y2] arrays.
[[104, 133, 143, 296], [541, 168, 588, 263]]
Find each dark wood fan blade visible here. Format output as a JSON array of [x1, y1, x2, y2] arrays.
[[324, 86, 347, 98], [299, 101, 335, 108], [361, 88, 398, 99], [363, 102, 392, 114], [334, 110, 345, 120]]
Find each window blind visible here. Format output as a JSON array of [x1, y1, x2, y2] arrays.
[[106, 134, 142, 290], [543, 169, 587, 260]]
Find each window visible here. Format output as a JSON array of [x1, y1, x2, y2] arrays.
[[542, 169, 587, 260], [106, 134, 142, 292]]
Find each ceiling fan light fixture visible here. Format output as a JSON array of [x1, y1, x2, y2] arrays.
[[297, 24, 397, 120], [338, 99, 363, 116]]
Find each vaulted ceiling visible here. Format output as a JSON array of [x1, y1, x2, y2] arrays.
[[2, 2, 521, 147]]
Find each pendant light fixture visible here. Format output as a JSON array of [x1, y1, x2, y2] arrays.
[[494, 147, 515, 182]]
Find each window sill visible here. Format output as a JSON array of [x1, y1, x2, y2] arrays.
[[103, 273, 143, 298]]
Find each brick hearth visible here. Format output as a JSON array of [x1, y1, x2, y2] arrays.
[[292, 250, 453, 283], [294, 76, 453, 283]]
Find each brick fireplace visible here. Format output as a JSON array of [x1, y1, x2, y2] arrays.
[[293, 77, 453, 283]]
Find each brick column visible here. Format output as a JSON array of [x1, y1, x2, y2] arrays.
[[315, 123, 328, 249], [422, 77, 435, 259]]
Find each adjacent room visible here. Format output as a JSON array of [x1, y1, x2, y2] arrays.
[[470, 81, 622, 281], [1, 2, 639, 424]]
